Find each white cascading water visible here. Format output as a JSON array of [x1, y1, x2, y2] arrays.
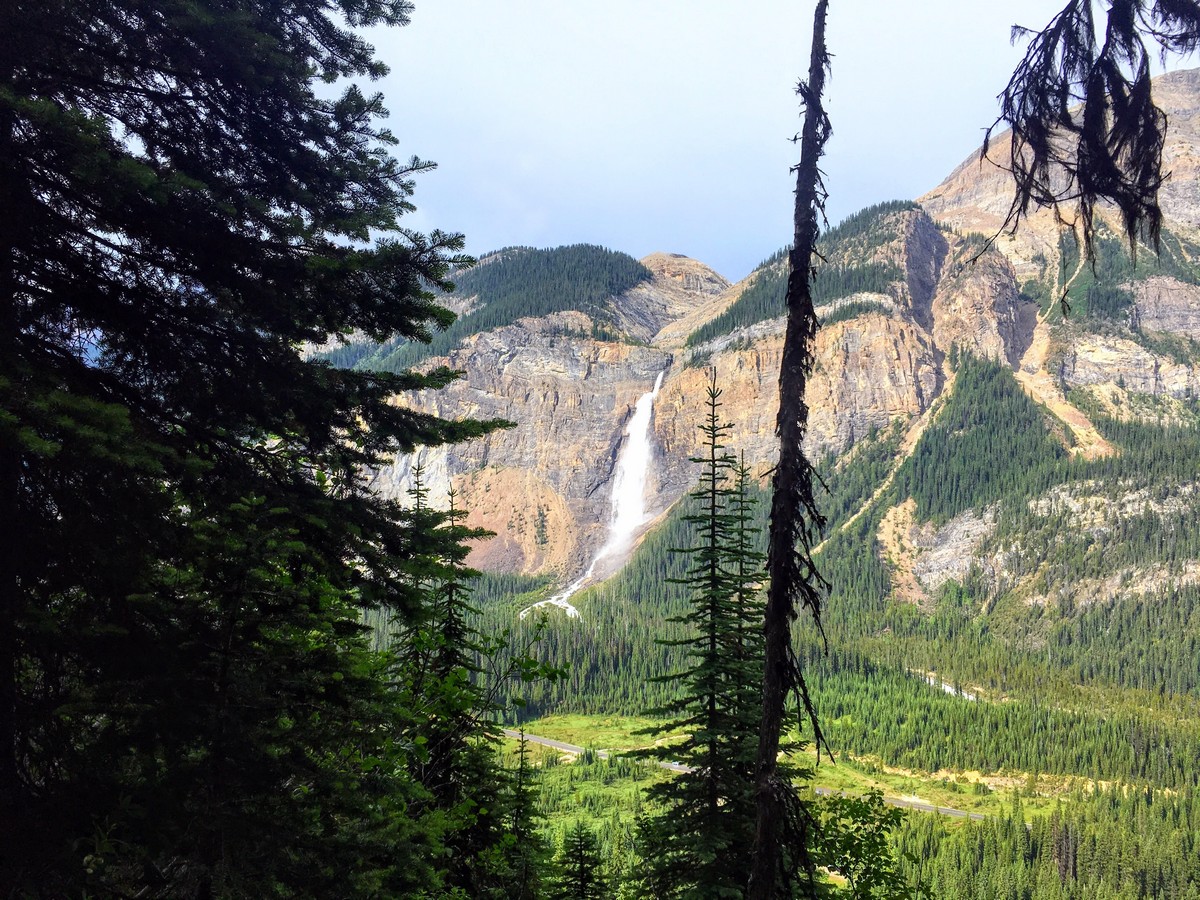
[[923, 673, 978, 702], [521, 371, 665, 620]]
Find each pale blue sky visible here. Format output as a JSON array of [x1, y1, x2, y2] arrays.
[[365, 2, 1192, 282]]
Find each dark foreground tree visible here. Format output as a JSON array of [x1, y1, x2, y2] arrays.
[[750, 1, 831, 896], [507, 731, 552, 900], [990, 0, 1200, 260], [0, 0, 502, 894], [552, 821, 609, 900], [395, 481, 556, 896]]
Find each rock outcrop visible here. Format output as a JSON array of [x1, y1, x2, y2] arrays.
[[911, 507, 998, 595], [609, 253, 730, 343], [1059, 332, 1200, 398], [371, 71, 1200, 589], [1131, 277, 1200, 339], [931, 239, 1035, 368], [372, 310, 672, 575]]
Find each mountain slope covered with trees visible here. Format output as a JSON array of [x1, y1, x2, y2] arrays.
[[11, 0, 1200, 894]]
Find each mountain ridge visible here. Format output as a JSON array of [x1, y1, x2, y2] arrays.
[[355, 69, 1200, 608]]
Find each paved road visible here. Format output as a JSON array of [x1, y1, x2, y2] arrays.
[[503, 729, 985, 819], [822, 788, 986, 821]]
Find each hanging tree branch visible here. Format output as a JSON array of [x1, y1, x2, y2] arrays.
[[748, 0, 832, 895], [987, 0, 1200, 261]]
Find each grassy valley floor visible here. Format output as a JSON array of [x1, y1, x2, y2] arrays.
[[506, 714, 1200, 898]]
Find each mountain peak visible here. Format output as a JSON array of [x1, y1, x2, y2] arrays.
[[920, 66, 1200, 279], [639, 252, 730, 293], [604, 253, 732, 344]]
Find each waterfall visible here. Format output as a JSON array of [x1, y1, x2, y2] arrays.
[[521, 371, 665, 620], [600, 370, 664, 557]]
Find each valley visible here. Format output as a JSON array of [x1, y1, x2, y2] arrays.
[[23, 3, 1200, 896]]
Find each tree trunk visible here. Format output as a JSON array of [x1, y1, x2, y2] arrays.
[[748, 1, 831, 896]]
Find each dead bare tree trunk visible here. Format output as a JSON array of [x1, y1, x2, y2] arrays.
[[747, 1, 831, 896]]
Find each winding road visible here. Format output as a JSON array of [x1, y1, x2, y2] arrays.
[[503, 729, 985, 820]]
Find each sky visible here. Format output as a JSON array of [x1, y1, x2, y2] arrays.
[[364, 2, 1194, 282]]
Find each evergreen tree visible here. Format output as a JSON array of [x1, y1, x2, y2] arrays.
[[508, 731, 552, 900], [552, 821, 609, 900], [0, 1, 501, 893], [399, 483, 508, 895], [729, 451, 768, 787], [637, 371, 763, 897], [396, 479, 557, 897]]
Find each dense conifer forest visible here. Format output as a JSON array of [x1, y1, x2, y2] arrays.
[[894, 788, 1200, 899], [321, 244, 653, 370], [685, 200, 916, 347]]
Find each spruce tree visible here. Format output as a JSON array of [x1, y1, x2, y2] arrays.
[[637, 371, 763, 898], [728, 451, 768, 832], [552, 821, 609, 900], [396, 479, 557, 897], [508, 731, 552, 900], [398, 484, 504, 895]]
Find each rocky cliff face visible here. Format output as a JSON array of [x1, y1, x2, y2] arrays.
[[375, 69, 1200, 596], [379, 205, 1037, 582], [914, 68, 1200, 430], [1058, 331, 1200, 399], [931, 240, 1035, 368], [372, 310, 672, 575], [665, 208, 1019, 470], [1131, 277, 1200, 339]]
